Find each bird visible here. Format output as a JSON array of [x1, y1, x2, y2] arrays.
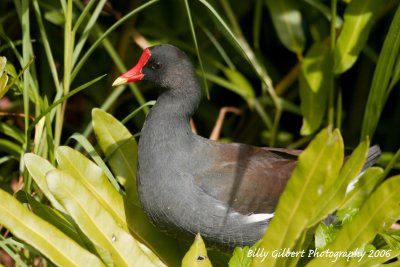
[[112, 44, 381, 249]]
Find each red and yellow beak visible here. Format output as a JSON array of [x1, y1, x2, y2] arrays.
[[112, 48, 151, 86]]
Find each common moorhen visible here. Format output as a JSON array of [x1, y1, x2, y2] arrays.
[[112, 44, 380, 248]]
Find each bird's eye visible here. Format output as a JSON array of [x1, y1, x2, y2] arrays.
[[152, 62, 162, 70]]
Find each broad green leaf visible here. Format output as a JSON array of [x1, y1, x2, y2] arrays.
[[252, 128, 343, 266], [0, 188, 104, 267], [92, 108, 139, 205], [339, 167, 384, 210], [334, 0, 387, 73], [23, 153, 64, 211], [182, 233, 212, 267], [307, 176, 400, 267], [361, 4, 400, 140], [46, 169, 165, 267], [56, 146, 128, 231], [309, 140, 368, 225], [300, 42, 333, 135], [265, 0, 305, 55]]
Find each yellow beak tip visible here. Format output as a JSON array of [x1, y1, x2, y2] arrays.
[[112, 77, 128, 87]]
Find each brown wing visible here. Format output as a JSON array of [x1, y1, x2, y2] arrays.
[[194, 141, 299, 215]]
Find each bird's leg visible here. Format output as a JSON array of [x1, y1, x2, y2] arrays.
[[209, 107, 242, 141]]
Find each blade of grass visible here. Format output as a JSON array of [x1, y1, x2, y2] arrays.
[[27, 74, 106, 134], [32, 0, 61, 90], [71, 0, 108, 68], [361, 4, 400, 140], [183, 0, 209, 98], [121, 101, 156, 124], [0, 237, 28, 267]]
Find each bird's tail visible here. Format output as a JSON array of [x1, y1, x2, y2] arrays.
[[362, 145, 381, 171]]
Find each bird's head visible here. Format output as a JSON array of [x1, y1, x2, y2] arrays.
[[112, 44, 195, 90]]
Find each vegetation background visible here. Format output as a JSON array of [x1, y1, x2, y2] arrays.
[[0, 0, 400, 266]]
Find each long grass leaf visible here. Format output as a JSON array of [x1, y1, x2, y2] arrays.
[[72, 0, 108, 68], [183, 0, 209, 98], [361, 4, 400, 140], [32, 0, 60, 89], [27, 74, 106, 134]]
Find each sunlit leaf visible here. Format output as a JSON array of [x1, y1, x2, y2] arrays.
[[0, 188, 104, 267], [92, 108, 139, 205], [56, 146, 128, 231], [309, 140, 368, 225], [182, 233, 212, 267]]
